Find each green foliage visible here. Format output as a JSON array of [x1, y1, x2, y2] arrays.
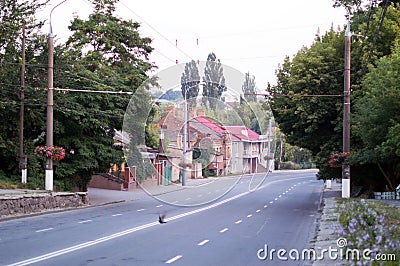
[[181, 60, 200, 108], [202, 53, 227, 110], [271, 28, 344, 178], [0, 0, 48, 178], [272, 3, 400, 190], [352, 40, 400, 189], [242, 72, 257, 102], [0, 0, 155, 191]]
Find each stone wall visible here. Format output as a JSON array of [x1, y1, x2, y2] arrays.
[[0, 192, 88, 218]]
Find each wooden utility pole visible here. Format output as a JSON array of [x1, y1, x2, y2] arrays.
[[342, 20, 351, 198], [19, 25, 27, 184]]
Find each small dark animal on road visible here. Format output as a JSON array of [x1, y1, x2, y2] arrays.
[[159, 212, 167, 224]]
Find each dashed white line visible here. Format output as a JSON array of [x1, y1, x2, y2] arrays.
[[263, 205, 268, 208], [278, 195, 282, 198], [165, 255, 183, 264], [112, 214, 122, 217], [137, 209, 145, 212], [235, 220, 242, 224], [156, 205, 163, 208], [197, 239, 209, 246], [219, 228, 229, 233], [78, 220, 92, 224], [247, 214, 253, 218], [274, 198, 279, 201], [269, 201, 274, 204], [256, 209, 261, 213], [36, 228, 54, 233]]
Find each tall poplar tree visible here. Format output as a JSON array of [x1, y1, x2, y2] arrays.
[[202, 53, 227, 110]]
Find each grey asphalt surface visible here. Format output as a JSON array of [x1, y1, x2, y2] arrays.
[[1, 170, 323, 266]]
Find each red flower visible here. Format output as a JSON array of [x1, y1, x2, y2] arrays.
[[34, 145, 66, 161]]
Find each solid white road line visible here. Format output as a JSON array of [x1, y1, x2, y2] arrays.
[[35, 228, 54, 233], [165, 255, 183, 264], [197, 240, 209, 246]]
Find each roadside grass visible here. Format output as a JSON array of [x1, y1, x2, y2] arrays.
[[0, 176, 22, 189], [337, 198, 400, 265]]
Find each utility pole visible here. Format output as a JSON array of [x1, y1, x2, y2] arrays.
[[19, 25, 27, 184], [342, 20, 351, 198], [46, 24, 54, 191]]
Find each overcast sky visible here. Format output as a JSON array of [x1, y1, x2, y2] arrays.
[[42, 0, 347, 92]]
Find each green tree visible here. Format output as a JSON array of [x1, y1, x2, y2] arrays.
[[202, 53, 227, 110], [181, 60, 200, 108], [242, 71, 257, 102], [0, 0, 48, 180], [49, 0, 155, 190], [353, 40, 400, 190]]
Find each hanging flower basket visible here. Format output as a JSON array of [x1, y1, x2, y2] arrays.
[[34, 145, 66, 161], [329, 152, 350, 168]]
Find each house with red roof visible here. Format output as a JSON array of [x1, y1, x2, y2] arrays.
[[224, 126, 268, 174]]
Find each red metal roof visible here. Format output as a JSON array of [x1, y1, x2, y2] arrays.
[[193, 116, 226, 136], [224, 126, 260, 141]]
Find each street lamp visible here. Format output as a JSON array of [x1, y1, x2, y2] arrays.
[[45, 0, 69, 191]]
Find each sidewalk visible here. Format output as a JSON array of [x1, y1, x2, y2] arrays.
[[87, 177, 217, 206], [310, 180, 342, 266]]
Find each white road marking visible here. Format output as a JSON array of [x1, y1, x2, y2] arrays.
[[185, 197, 191, 201], [112, 214, 122, 217], [197, 240, 209, 246], [156, 205, 163, 208], [171, 201, 179, 204], [35, 228, 54, 233], [269, 201, 274, 204], [165, 255, 183, 264], [247, 214, 253, 218], [256, 209, 261, 213], [264, 205, 268, 208], [274, 198, 278, 201], [235, 220, 242, 224], [282, 192, 286, 195], [286, 191, 289, 193], [278, 195, 282, 198], [219, 228, 228, 233], [78, 220, 92, 224], [137, 209, 145, 212]]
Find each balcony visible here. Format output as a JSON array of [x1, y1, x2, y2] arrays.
[[242, 150, 259, 158]]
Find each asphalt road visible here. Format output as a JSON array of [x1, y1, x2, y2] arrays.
[[0, 170, 323, 266]]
